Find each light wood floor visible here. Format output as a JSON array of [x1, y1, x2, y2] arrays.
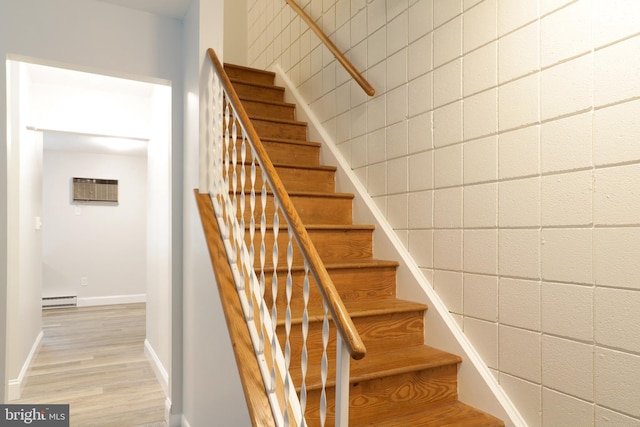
[[13, 304, 167, 427]]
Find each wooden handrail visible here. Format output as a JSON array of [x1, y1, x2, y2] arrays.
[[286, 0, 375, 96], [207, 48, 367, 361]]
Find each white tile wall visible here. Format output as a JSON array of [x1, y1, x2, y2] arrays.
[[498, 126, 539, 179], [541, 281, 593, 341], [463, 273, 498, 321], [594, 228, 640, 290], [499, 278, 540, 330], [499, 229, 540, 279], [594, 100, 640, 166], [542, 388, 595, 427], [540, 55, 592, 121], [541, 113, 592, 173], [594, 163, 640, 225], [463, 136, 497, 184], [540, 0, 591, 67], [463, 0, 496, 53], [595, 348, 640, 417], [594, 36, 640, 107], [542, 335, 593, 400], [464, 317, 498, 368], [498, 74, 539, 131], [463, 229, 497, 274], [433, 269, 463, 313], [433, 101, 462, 146], [463, 42, 497, 96], [463, 182, 497, 227], [434, 187, 462, 228], [434, 0, 462, 28], [497, 0, 539, 36], [597, 407, 640, 427], [498, 21, 539, 84], [499, 373, 541, 426], [595, 287, 640, 353], [248, 0, 640, 423], [540, 228, 592, 284], [499, 325, 541, 382]]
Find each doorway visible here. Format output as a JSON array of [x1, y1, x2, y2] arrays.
[[5, 59, 173, 410]]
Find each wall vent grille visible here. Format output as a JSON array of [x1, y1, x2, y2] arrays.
[[72, 177, 118, 202]]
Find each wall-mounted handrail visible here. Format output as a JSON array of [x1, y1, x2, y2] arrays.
[[286, 0, 375, 96]]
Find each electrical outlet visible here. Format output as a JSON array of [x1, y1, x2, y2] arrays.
[[81, 277, 88, 287]]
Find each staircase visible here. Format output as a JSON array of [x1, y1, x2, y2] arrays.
[[222, 63, 504, 427]]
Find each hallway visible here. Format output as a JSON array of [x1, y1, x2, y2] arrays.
[[13, 304, 167, 427]]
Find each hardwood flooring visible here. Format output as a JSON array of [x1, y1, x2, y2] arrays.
[[12, 304, 167, 427]]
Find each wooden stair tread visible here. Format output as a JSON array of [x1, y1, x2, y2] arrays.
[[278, 297, 428, 325], [366, 401, 505, 427], [237, 189, 354, 200], [249, 114, 307, 127], [299, 345, 461, 391], [351, 345, 462, 380], [229, 77, 285, 92], [236, 161, 336, 173], [224, 63, 276, 79], [260, 136, 321, 147], [263, 258, 399, 273], [346, 298, 427, 318], [249, 224, 374, 231], [238, 95, 296, 109]]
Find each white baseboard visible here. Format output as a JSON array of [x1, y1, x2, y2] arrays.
[[181, 415, 192, 427], [144, 339, 169, 395], [8, 331, 44, 401], [77, 294, 146, 307]]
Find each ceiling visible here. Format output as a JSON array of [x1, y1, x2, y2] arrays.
[[95, 0, 192, 18]]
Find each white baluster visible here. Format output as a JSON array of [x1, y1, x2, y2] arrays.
[[283, 226, 294, 426], [260, 181, 269, 369], [270, 205, 280, 397], [300, 262, 310, 427], [335, 336, 351, 427], [320, 302, 329, 427]]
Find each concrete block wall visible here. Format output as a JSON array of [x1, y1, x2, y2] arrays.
[[247, 0, 640, 425]]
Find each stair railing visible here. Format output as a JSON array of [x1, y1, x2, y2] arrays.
[[201, 47, 366, 427], [285, 0, 375, 97]]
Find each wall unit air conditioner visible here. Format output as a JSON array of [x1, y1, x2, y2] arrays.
[[72, 177, 118, 203]]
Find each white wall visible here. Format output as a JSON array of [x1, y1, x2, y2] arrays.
[[181, 0, 252, 425], [224, 0, 249, 66], [0, 0, 183, 407], [146, 84, 173, 393], [248, 0, 640, 425], [42, 147, 147, 303], [6, 60, 44, 399]]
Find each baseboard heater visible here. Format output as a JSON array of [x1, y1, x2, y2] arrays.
[[42, 296, 77, 309]]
